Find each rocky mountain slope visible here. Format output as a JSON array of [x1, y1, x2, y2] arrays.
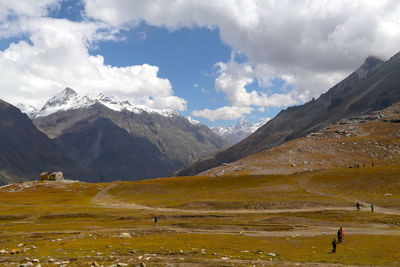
[[177, 52, 400, 176], [30, 88, 228, 181], [0, 99, 93, 185], [212, 118, 270, 144], [201, 102, 400, 177]]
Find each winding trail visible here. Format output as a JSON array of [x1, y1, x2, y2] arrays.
[[296, 176, 400, 215], [93, 184, 400, 215], [89, 183, 400, 238]]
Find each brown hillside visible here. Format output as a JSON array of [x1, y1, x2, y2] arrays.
[[201, 102, 400, 177], [177, 53, 400, 176]]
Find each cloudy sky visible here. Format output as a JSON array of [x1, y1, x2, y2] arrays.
[[1, 0, 400, 126]]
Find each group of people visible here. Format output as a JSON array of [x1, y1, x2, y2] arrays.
[[349, 162, 374, 168], [355, 202, 374, 212], [331, 227, 344, 253], [332, 202, 376, 253]]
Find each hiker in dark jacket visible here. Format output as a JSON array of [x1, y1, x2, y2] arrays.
[[356, 202, 361, 211], [153, 216, 159, 225], [337, 229, 342, 243], [331, 238, 337, 253]]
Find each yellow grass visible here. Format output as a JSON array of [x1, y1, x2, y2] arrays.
[[1, 166, 400, 265]]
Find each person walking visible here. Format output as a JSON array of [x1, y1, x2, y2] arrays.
[[331, 238, 337, 253], [339, 227, 344, 242], [356, 202, 361, 211], [153, 216, 159, 225], [371, 204, 374, 212], [337, 228, 342, 243]]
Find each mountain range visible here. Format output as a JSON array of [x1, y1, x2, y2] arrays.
[[211, 118, 271, 145], [176, 52, 400, 176], [0, 88, 228, 184]]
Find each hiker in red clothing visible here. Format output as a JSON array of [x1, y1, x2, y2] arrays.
[[338, 227, 344, 242]]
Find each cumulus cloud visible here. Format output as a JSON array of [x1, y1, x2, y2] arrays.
[[0, 0, 60, 20], [192, 106, 253, 122], [215, 59, 298, 107], [83, 0, 400, 120], [84, 0, 400, 71], [3, 1, 400, 120], [0, 9, 186, 110]]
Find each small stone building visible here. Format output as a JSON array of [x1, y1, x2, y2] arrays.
[[40, 171, 64, 181]]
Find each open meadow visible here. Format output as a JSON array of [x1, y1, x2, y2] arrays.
[[1, 166, 400, 266]]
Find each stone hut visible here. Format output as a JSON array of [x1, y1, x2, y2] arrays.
[[40, 171, 64, 181]]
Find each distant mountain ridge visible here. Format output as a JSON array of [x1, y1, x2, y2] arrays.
[[26, 87, 180, 119], [176, 52, 400, 176], [212, 118, 271, 145], [0, 99, 93, 185], [27, 88, 228, 181]]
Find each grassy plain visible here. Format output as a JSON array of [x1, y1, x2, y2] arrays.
[[0, 166, 400, 266]]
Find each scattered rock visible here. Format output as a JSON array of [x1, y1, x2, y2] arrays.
[[267, 252, 277, 257], [91, 261, 100, 267], [118, 232, 132, 238], [137, 263, 146, 267], [117, 263, 128, 267], [11, 248, 21, 254]]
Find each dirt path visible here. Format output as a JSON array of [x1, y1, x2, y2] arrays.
[[3, 222, 399, 238], [92, 184, 400, 215], [296, 177, 400, 215]]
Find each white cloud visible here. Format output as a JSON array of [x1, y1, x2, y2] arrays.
[[215, 59, 298, 108], [0, 16, 186, 110], [192, 106, 253, 122], [0, 0, 60, 20], [3, 1, 400, 121], [83, 0, 400, 72], [83, 0, 400, 113]]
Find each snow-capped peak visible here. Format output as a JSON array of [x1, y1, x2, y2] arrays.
[[46, 87, 78, 108], [16, 103, 39, 118], [28, 87, 180, 118], [186, 116, 201, 125], [212, 118, 271, 144]]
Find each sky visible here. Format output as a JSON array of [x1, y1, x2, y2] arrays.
[[1, 1, 400, 127]]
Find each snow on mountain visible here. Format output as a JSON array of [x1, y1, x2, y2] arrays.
[[22, 88, 180, 118], [16, 103, 39, 118], [186, 116, 201, 125], [212, 118, 271, 144]]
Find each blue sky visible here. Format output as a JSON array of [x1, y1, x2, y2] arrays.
[[1, 1, 400, 127], [47, 1, 281, 126]]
